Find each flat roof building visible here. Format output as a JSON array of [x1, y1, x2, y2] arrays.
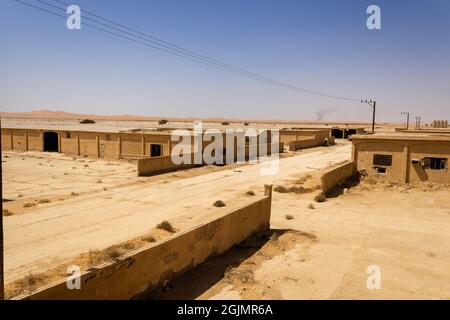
[[351, 134, 450, 183]]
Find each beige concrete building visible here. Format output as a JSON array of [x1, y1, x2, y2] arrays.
[[1, 127, 280, 161], [351, 134, 450, 183]]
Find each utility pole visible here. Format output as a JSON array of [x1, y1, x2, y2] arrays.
[[401, 112, 410, 130], [0, 112, 3, 300], [415, 116, 422, 130], [361, 99, 376, 133]]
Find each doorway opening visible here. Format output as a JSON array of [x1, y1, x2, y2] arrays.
[[43, 132, 59, 152]]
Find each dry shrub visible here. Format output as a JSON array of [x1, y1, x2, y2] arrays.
[[23, 202, 36, 208], [308, 203, 315, 209], [245, 190, 256, 196], [71, 192, 80, 196], [38, 199, 50, 204], [285, 214, 294, 220], [142, 235, 156, 243], [274, 185, 288, 193], [221, 121, 230, 125], [3, 209, 14, 216], [6, 273, 48, 299], [314, 194, 326, 203], [296, 174, 312, 184], [288, 186, 310, 194], [156, 221, 176, 233], [213, 200, 226, 207]]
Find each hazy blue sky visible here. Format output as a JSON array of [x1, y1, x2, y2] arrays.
[[1, 0, 449, 122]]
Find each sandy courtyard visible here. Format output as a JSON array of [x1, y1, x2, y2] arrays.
[[152, 178, 450, 300]]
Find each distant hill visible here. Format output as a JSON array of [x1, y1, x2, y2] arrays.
[[0, 109, 374, 125]]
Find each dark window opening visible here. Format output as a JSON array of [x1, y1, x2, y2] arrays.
[[43, 132, 59, 152], [375, 167, 387, 174], [373, 154, 392, 167], [424, 157, 448, 170], [347, 129, 357, 137], [66, 132, 71, 139], [105, 134, 112, 141], [331, 129, 343, 139], [150, 144, 162, 157]]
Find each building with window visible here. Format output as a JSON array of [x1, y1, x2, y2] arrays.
[[351, 134, 450, 183]]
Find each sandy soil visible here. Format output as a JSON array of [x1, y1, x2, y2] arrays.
[[2, 142, 351, 285], [153, 178, 450, 300]]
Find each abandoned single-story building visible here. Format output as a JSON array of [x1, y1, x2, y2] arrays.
[[1, 127, 281, 162], [351, 134, 450, 183]]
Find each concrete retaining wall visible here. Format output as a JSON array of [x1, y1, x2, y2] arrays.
[[17, 185, 273, 300], [288, 136, 324, 151], [137, 153, 198, 176], [321, 161, 354, 195]]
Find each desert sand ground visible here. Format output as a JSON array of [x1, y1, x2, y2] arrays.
[[152, 178, 450, 300], [2, 141, 350, 287]]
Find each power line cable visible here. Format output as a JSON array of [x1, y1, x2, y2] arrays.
[[15, 0, 362, 102]]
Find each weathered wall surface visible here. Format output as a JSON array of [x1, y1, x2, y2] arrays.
[[353, 141, 405, 181], [409, 143, 450, 183], [12, 130, 27, 151], [321, 161, 354, 195], [288, 136, 323, 151], [27, 130, 42, 151], [281, 130, 328, 150], [78, 132, 98, 158], [18, 185, 273, 300], [1, 129, 12, 150], [60, 134, 78, 156], [137, 153, 197, 176], [98, 134, 120, 160]]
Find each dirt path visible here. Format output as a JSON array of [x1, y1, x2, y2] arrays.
[[4, 143, 351, 283]]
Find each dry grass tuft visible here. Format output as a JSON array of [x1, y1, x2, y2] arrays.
[[23, 202, 36, 208], [156, 221, 176, 233], [308, 203, 315, 209], [274, 185, 288, 193], [314, 194, 326, 203], [38, 199, 51, 204], [71, 192, 80, 196], [288, 186, 310, 194], [142, 235, 157, 243], [3, 209, 14, 216], [6, 273, 48, 299], [213, 200, 226, 207], [285, 214, 294, 220]]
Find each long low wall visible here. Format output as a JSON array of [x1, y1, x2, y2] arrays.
[[17, 185, 273, 300], [137, 143, 284, 176], [288, 137, 324, 151], [137, 153, 198, 176], [321, 161, 355, 195]]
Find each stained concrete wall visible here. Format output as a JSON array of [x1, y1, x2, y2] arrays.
[[17, 185, 273, 300], [280, 130, 328, 145], [27, 130, 43, 151], [353, 141, 405, 181], [288, 136, 324, 151], [137, 153, 198, 176], [409, 143, 450, 183], [321, 161, 354, 195], [1, 129, 12, 150]]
